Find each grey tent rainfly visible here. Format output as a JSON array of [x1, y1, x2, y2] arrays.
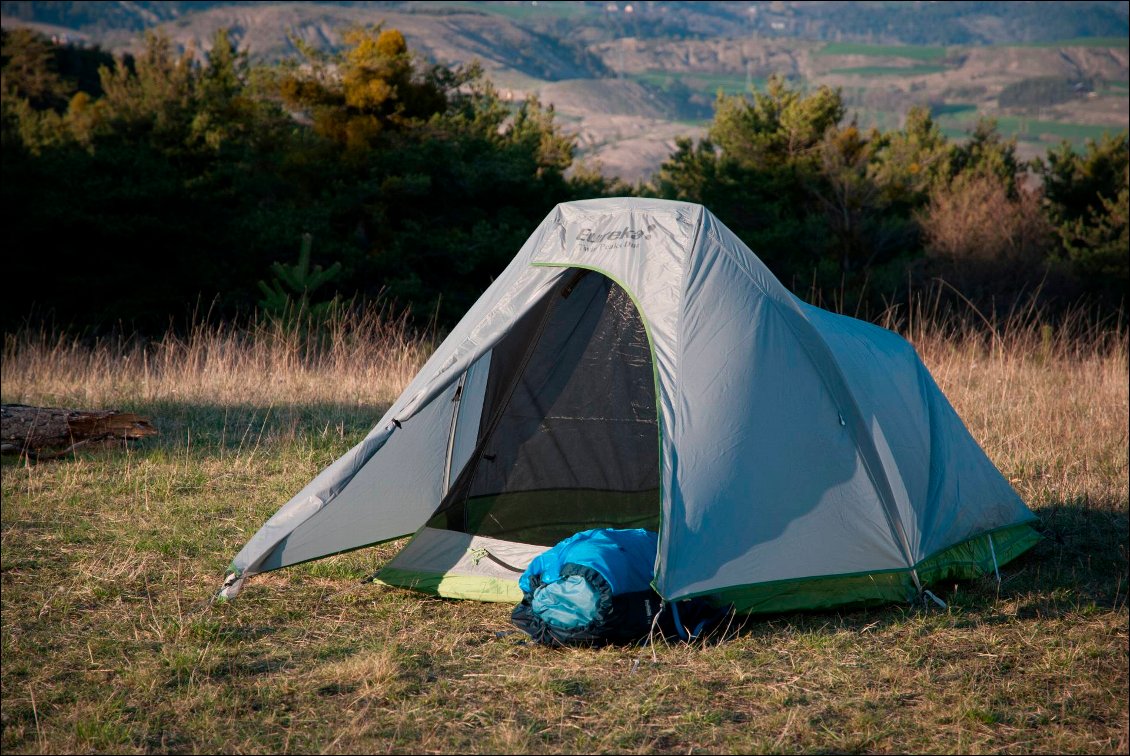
[[219, 198, 1039, 614]]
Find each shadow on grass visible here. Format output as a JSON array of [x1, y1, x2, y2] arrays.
[[1002, 496, 1129, 610], [143, 398, 387, 453]]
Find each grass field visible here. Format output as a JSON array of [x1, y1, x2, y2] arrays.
[[930, 103, 979, 118], [828, 65, 949, 77], [464, 0, 596, 20], [816, 43, 949, 60], [1006, 37, 1130, 48], [935, 115, 1126, 150], [993, 118, 1124, 144], [632, 71, 767, 98], [1, 307, 1127, 754]]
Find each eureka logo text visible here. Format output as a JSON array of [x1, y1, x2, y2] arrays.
[[577, 227, 651, 243]]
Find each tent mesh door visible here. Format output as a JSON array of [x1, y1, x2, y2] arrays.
[[429, 270, 659, 545]]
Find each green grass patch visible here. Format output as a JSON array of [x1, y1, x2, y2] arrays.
[[994, 117, 1125, 143], [475, 0, 597, 20], [816, 42, 948, 60], [829, 65, 949, 77], [1005, 36, 1130, 48], [930, 102, 979, 118], [1101, 80, 1129, 96], [939, 114, 1127, 146], [632, 70, 767, 97]]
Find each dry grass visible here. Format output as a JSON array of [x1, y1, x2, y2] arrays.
[[2, 306, 429, 409], [1, 306, 1126, 754]]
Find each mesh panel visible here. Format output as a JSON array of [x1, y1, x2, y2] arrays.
[[430, 271, 660, 545]]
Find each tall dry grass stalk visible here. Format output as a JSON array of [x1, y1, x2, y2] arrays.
[[3, 299, 1126, 511], [5, 297, 1124, 509], [881, 297, 1128, 510], [2, 305, 432, 410], [3, 297, 1126, 507]]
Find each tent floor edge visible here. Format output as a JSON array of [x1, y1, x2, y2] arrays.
[[375, 567, 524, 603], [694, 522, 1042, 616]]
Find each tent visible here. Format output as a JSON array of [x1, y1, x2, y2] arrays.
[[219, 198, 1039, 614]]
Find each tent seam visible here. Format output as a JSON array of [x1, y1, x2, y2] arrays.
[[662, 203, 706, 594]]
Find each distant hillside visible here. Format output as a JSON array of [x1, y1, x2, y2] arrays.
[[4, 1, 1127, 46], [537, 78, 698, 120], [533, 79, 710, 181], [25, 3, 605, 82], [2, 1, 1126, 181]]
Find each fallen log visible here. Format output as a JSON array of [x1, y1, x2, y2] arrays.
[[1, 404, 158, 459]]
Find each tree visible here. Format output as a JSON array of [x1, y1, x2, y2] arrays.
[[707, 75, 844, 168], [811, 123, 885, 276], [191, 27, 256, 150], [917, 170, 1054, 307], [0, 27, 70, 109], [869, 105, 953, 207], [1, 29, 297, 330], [96, 31, 196, 147], [950, 117, 1023, 196], [1057, 185, 1128, 299], [265, 26, 598, 323], [2, 25, 606, 332], [278, 26, 462, 153], [1038, 133, 1130, 305], [258, 232, 343, 323], [655, 77, 886, 299]]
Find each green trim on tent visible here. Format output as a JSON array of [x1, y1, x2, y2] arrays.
[[688, 522, 1041, 614], [375, 567, 524, 603], [376, 523, 1039, 613]]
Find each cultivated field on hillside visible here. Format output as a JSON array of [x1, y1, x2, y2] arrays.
[[1, 310, 1127, 754]]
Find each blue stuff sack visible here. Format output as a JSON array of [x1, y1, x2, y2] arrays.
[[511, 528, 663, 646]]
